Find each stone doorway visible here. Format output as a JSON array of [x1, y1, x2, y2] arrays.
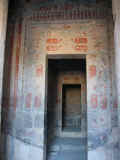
[[62, 84, 82, 132], [47, 57, 87, 160]]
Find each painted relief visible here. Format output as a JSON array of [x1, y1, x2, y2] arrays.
[[46, 38, 63, 51], [14, 21, 22, 110], [34, 96, 41, 108], [29, 20, 108, 55], [91, 94, 98, 109], [113, 99, 118, 108], [72, 34, 88, 52], [100, 96, 107, 110], [31, 26, 43, 53], [2, 0, 116, 159], [26, 93, 32, 108], [36, 64, 43, 77], [89, 65, 96, 78], [45, 28, 90, 54], [28, 2, 106, 23]]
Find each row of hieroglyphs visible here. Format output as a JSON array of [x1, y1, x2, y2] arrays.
[[30, 22, 108, 54]]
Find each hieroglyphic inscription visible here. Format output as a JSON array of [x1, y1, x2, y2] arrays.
[[46, 38, 63, 51], [31, 26, 42, 53], [72, 32, 88, 52], [29, 22, 108, 55]]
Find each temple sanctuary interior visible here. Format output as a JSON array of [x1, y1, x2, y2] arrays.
[[1, 0, 120, 160]]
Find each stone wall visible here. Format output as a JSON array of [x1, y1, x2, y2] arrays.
[[1, 1, 116, 160]]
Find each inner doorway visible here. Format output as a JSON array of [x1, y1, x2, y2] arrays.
[[62, 84, 81, 131], [47, 57, 87, 160]]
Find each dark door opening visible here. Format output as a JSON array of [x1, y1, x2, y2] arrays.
[[47, 58, 87, 160]]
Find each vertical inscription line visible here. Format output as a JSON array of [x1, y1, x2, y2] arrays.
[[13, 20, 22, 110]]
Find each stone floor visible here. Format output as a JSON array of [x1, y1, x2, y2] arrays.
[[47, 137, 87, 160]]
